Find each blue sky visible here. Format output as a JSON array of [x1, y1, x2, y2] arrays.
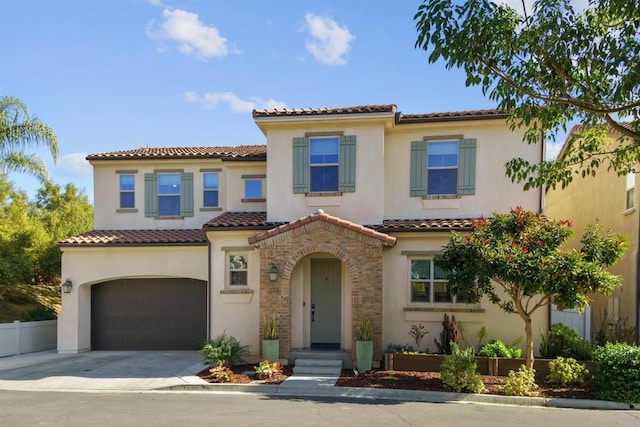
[[1, 0, 569, 202]]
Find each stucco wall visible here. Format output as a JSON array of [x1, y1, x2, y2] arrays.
[[92, 159, 266, 230], [58, 245, 207, 353], [545, 165, 638, 336], [265, 123, 386, 224], [207, 231, 262, 358], [384, 120, 541, 219], [382, 232, 548, 355]]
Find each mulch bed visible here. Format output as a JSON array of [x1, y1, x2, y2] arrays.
[[198, 364, 595, 400]]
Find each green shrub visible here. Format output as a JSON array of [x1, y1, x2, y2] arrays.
[[356, 319, 373, 341], [23, 305, 57, 321], [592, 343, 640, 404], [254, 360, 283, 379], [440, 343, 486, 393], [385, 343, 419, 354], [477, 339, 523, 358], [502, 366, 538, 397], [539, 323, 594, 360], [546, 357, 588, 386], [200, 332, 249, 367]]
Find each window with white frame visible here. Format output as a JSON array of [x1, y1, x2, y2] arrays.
[[157, 173, 181, 216], [410, 258, 471, 303], [119, 174, 135, 208], [626, 172, 635, 210], [203, 173, 219, 207], [310, 136, 339, 192], [229, 254, 248, 286], [427, 141, 458, 195]]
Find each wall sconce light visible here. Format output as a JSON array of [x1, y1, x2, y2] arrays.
[[269, 264, 278, 281], [62, 279, 73, 293]]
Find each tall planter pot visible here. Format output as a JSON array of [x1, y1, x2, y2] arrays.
[[262, 339, 280, 362], [356, 340, 373, 372]]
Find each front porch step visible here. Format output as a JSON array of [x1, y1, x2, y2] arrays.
[[289, 349, 352, 369], [292, 358, 343, 376]]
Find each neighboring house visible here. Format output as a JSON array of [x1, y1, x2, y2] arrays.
[[545, 125, 639, 343], [58, 104, 545, 364]]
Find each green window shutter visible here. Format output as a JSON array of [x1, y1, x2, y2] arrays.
[[292, 137, 310, 194], [144, 173, 157, 217], [338, 135, 356, 192], [410, 141, 428, 197], [458, 138, 477, 195], [180, 172, 194, 217]]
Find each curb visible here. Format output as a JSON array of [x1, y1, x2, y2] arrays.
[[157, 381, 637, 411]]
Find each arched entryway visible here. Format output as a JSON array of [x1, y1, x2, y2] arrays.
[[249, 212, 396, 362]]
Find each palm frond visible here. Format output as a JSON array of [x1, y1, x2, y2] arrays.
[[0, 150, 50, 182]]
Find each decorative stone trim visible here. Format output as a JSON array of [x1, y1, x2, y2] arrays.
[[220, 288, 253, 304]]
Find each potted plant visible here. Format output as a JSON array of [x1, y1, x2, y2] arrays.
[[262, 313, 279, 362], [355, 318, 373, 372]]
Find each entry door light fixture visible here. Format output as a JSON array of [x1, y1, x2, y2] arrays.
[[269, 264, 278, 281], [62, 279, 73, 293]]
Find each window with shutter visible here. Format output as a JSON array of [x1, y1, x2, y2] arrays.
[[292, 135, 356, 194], [410, 138, 476, 197]]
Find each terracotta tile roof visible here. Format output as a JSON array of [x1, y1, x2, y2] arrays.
[[253, 104, 397, 118], [247, 211, 396, 247], [374, 218, 475, 233], [203, 211, 284, 230], [397, 109, 509, 123], [86, 145, 266, 161], [253, 104, 508, 123], [59, 229, 207, 246]]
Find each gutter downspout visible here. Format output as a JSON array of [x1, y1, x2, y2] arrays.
[[206, 235, 212, 340]]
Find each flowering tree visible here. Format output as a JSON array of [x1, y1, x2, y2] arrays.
[[435, 207, 627, 368]]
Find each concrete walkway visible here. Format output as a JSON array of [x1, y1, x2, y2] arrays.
[[0, 351, 635, 411]]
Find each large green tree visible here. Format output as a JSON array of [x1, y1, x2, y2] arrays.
[[435, 207, 627, 368], [0, 176, 93, 287], [415, 0, 640, 189], [0, 96, 59, 181]]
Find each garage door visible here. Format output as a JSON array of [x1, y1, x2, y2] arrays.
[[91, 278, 207, 350]]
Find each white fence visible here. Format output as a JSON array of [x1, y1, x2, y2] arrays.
[[550, 304, 591, 341], [0, 320, 57, 357]]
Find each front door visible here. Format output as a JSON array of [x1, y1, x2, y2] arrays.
[[310, 258, 341, 348]]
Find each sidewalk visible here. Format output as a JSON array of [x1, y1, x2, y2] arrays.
[[0, 350, 635, 410]]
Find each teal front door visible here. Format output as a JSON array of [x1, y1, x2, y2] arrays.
[[310, 259, 341, 348]]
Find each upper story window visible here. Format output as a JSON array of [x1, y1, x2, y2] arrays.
[[626, 172, 635, 210], [229, 254, 248, 286], [410, 137, 476, 197], [427, 141, 458, 195], [245, 179, 262, 198], [144, 171, 194, 218], [410, 258, 471, 304], [292, 134, 356, 194], [310, 137, 339, 192], [158, 174, 181, 216], [119, 174, 135, 208], [203, 173, 219, 207]]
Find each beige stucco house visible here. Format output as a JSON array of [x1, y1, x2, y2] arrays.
[[58, 104, 547, 364], [545, 126, 639, 343]]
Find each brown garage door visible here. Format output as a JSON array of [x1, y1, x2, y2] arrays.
[[91, 278, 207, 350]]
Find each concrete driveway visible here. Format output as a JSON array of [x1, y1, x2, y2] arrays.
[[0, 350, 207, 391]]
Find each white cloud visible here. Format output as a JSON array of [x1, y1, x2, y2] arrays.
[[147, 8, 228, 61], [54, 152, 92, 178], [184, 91, 287, 113], [144, 0, 168, 7], [304, 13, 354, 66], [546, 141, 563, 161]]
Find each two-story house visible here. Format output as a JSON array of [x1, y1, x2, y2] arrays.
[[58, 104, 546, 364]]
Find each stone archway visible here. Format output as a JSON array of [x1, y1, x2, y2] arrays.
[[250, 215, 395, 361]]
